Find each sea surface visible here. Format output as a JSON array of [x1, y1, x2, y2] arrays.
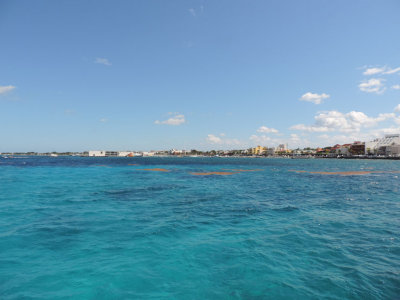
[[0, 156, 399, 299]]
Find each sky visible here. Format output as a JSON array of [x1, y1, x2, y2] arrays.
[[1, 0, 400, 152]]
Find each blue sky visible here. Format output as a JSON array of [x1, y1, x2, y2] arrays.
[[1, 0, 400, 151]]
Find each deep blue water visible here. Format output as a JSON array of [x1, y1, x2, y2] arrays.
[[0, 156, 399, 299]]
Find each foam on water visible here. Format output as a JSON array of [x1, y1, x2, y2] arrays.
[[0, 157, 399, 299]]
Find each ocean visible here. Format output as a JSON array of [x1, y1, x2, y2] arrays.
[[0, 156, 399, 299]]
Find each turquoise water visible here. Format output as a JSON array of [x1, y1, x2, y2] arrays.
[[0, 157, 399, 299]]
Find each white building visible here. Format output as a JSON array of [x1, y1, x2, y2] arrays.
[[89, 150, 106, 157], [118, 151, 134, 157], [143, 151, 156, 157], [365, 134, 400, 154]]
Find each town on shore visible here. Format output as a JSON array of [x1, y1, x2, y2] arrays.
[[2, 134, 400, 159]]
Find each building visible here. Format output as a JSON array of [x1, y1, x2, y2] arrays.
[[350, 141, 365, 155], [88, 150, 106, 157], [89, 150, 139, 157], [335, 144, 351, 156], [252, 145, 267, 155], [105, 151, 118, 156], [276, 144, 288, 152], [365, 134, 400, 155], [386, 144, 400, 156], [118, 151, 134, 157], [266, 148, 275, 156], [170, 149, 184, 155], [143, 151, 156, 157]]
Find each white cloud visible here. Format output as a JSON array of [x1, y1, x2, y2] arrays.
[[359, 78, 385, 93], [363, 67, 385, 76], [291, 110, 394, 133], [395, 104, 400, 112], [257, 126, 279, 133], [0, 85, 16, 95], [249, 134, 271, 144], [363, 66, 400, 76], [316, 129, 400, 146], [155, 114, 185, 126], [299, 92, 330, 104], [95, 57, 112, 66], [249, 134, 303, 148], [318, 134, 330, 140], [290, 134, 300, 142], [290, 124, 331, 132], [317, 134, 361, 145], [370, 127, 400, 136], [206, 134, 240, 145], [207, 134, 222, 143], [100, 118, 108, 122], [384, 67, 400, 75], [392, 84, 400, 90]]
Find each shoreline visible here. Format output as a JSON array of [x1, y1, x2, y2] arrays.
[[2, 154, 400, 160]]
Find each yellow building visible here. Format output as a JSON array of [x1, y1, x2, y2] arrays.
[[252, 145, 267, 155]]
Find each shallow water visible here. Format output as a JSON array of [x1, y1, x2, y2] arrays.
[[0, 157, 399, 299]]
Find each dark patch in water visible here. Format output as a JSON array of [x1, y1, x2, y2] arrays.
[[273, 206, 299, 212], [104, 190, 133, 196], [102, 185, 186, 199]]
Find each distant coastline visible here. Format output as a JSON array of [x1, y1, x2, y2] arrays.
[[3, 134, 399, 160], [1, 152, 400, 160]]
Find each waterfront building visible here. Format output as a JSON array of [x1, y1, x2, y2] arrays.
[[276, 144, 288, 152], [143, 151, 156, 157], [385, 144, 400, 156], [365, 134, 400, 155], [252, 145, 267, 155], [89, 150, 137, 157], [170, 149, 185, 155], [88, 150, 106, 157], [266, 148, 275, 156], [350, 141, 365, 155], [334, 144, 351, 156], [118, 151, 134, 157], [105, 151, 118, 156]]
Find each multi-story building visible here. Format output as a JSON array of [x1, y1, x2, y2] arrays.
[[276, 144, 288, 152], [350, 141, 365, 155], [89, 150, 136, 157], [88, 150, 106, 157], [252, 145, 267, 155], [365, 134, 400, 155], [334, 144, 351, 156], [385, 144, 400, 156], [266, 148, 275, 156]]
